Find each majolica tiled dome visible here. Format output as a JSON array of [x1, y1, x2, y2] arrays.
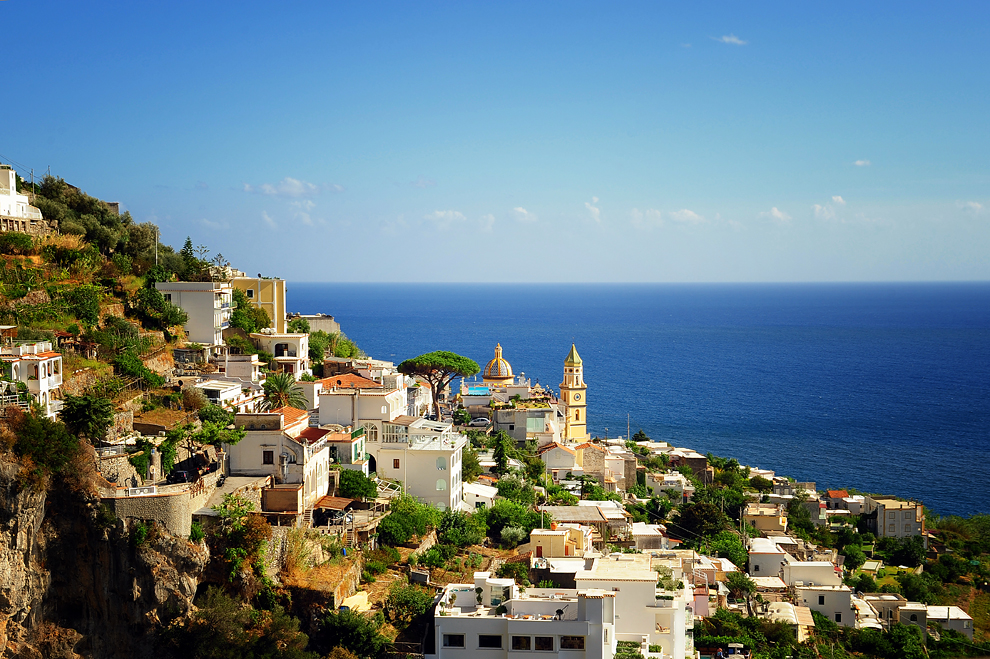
[[483, 343, 514, 383]]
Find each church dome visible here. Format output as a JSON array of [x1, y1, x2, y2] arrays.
[[483, 343, 514, 383]]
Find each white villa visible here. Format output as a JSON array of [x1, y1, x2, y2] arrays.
[[155, 281, 233, 348], [250, 330, 310, 376], [0, 340, 63, 418], [228, 408, 331, 509], [0, 165, 50, 234], [428, 572, 617, 659]]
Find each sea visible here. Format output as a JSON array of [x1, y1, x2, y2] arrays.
[[288, 282, 990, 519]]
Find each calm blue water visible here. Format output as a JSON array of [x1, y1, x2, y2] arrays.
[[289, 283, 990, 518]]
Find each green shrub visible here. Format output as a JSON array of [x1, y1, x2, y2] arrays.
[[0, 233, 34, 255], [189, 521, 204, 543], [132, 521, 150, 547]]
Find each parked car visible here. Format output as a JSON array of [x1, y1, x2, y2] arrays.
[[469, 417, 490, 427], [167, 470, 194, 484]]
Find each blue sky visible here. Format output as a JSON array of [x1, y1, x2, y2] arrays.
[[3, 1, 988, 282]]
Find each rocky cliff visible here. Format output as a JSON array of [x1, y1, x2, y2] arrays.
[[0, 455, 208, 658]]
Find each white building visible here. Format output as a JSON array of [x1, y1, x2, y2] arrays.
[[645, 471, 695, 504], [927, 605, 974, 640], [575, 553, 693, 657], [156, 281, 233, 348], [781, 561, 842, 588], [318, 386, 406, 429], [228, 408, 331, 509], [0, 165, 48, 234], [795, 585, 854, 627], [863, 496, 926, 543], [1, 340, 63, 418], [427, 572, 617, 659], [250, 331, 310, 376], [194, 379, 263, 413], [463, 480, 498, 510], [748, 537, 792, 578], [373, 422, 466, 511]]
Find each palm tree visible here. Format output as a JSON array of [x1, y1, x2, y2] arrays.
[[261, 372, 308, 411]]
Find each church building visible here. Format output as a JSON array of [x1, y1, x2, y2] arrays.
[[560, 344, 588, 442]]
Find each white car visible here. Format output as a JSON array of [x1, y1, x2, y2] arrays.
[[468, 417, 490, 427]]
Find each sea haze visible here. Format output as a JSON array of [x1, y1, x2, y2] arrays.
[[289, 282, 990, 518]]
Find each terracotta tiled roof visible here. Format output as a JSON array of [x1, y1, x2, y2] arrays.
[[19, 351, 62, 360], [319, 373, 382, 389], [826, 489, 849, 499], [538, 442, 575, 456], [575, 442, 606, 452], [297, 427, 331, 444], [271, 406, 309, 427]]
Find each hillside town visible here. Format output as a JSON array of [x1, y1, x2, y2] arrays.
[[0, 163, 985, 659]]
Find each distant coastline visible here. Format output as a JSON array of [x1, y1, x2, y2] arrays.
[[289, 281, 990, 518]]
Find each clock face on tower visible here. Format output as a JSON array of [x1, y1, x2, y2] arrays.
[[574, 393, 581, 401]]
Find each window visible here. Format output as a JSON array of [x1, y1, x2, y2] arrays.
[[535, 636, 554, 651], [393, 459, 400, 469], [442, 634, 464, 648], [818, 595, 825, 606], [436, 456, 447, 471], [508, 424, 514, 430], [904, 524, 912, 532], [436, 479, 447, 491], [163, 293, 172, 302], [246, 289, 254, 298], [560, 636, 585, 650], [753, 564, 760, 572], [363, 423, 379, 442], [263, 450, 274, 465], [835, 612, 842, 623], [512, 636, 531, 651], [478, 635, 502, 648], [575, 410, 580, 421], [909, 614, 918, 622]]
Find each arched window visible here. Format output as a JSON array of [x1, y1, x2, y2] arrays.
[[436, 479, 447, 491], [436, 457, 447, 471], [575, 410, 580, 421], [363, 423, 379, 441], [910, 614, 918, 622]]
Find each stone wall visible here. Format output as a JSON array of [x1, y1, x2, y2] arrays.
[[61, 367, 99, 396], [98, 302, 124, 321], [108, 409, 134, 442], [107, 490, 193, 537], [141, 348, 174, 377]]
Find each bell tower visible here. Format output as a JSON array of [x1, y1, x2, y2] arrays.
[[560, 344, 587, 442]]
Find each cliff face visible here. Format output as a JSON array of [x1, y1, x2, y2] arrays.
[[0, 457, 208, 659]]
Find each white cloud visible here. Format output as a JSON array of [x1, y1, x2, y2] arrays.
[[479, 214, 496, 232], [713, 34, 747, 45], [585, 196, 601, 223], [630, 208, 662, 228], [669, 208, 705, 223], [760, 207, 791, 223], [813, 204, 835, 220], [200, 217, 228, 230], [832, 195, 846, 205], [854, 160, 871, 167], [412, 175, 437, 189], [423, 210, 466, 230], [957, 201, 984, 213], [513, 207, 537, 222], [244, 177, 326, 197], [261, 211, 278, 229], [291, 200, 316, 226]]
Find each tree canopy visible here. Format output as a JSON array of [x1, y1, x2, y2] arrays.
[[261, 372, 308, 411], [397, 351, 479, 416]]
